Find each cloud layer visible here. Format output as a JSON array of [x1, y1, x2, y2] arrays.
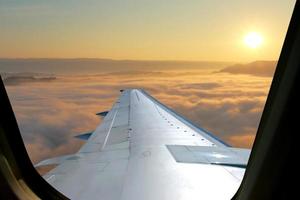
[[2, 74, 56, 86], [4, 68, 273, 168], [218, 60, 277, 77]]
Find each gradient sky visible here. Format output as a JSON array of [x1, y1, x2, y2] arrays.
[[0, 0, 296, 61]]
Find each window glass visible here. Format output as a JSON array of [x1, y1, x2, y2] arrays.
[[0, 0, 296, 198]]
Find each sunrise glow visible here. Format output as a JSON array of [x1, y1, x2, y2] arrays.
[[244, 32, 263, 49]]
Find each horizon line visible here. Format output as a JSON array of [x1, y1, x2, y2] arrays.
[[0, 57, 277, 63]]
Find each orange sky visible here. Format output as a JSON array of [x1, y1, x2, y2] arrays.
[[0, 1, 296, 62]]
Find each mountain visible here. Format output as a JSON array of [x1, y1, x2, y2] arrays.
[[218, 61, 277, 77]]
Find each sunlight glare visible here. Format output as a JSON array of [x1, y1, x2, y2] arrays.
[[244, 32, 263, 49]]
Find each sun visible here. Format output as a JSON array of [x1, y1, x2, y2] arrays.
[[244, 32, 263, 48]]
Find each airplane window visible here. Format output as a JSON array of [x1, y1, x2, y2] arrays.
[[0, 0, 296, 199]]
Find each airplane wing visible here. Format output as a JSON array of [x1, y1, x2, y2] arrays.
[[37, 89, 250, 200]]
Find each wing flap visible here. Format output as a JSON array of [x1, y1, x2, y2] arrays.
[[35, 154, 76, 167], [167, 145, 250, 168]]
